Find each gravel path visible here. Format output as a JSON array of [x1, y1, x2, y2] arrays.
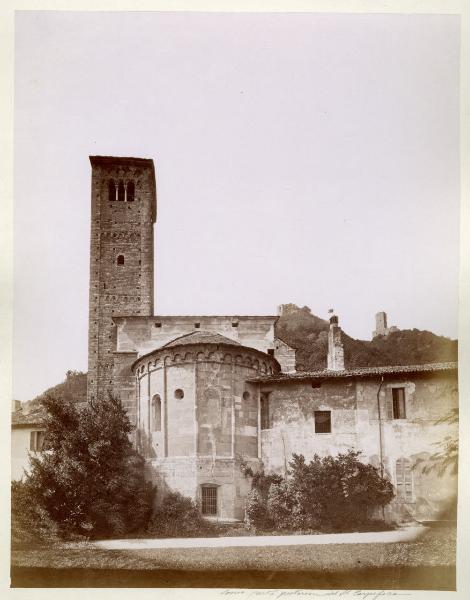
[[92, 525, 426, 550]]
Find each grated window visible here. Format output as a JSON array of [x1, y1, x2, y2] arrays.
[[201, 487, 217, 515], [314, 411, 331, 433]]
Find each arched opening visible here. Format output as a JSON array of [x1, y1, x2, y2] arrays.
[[117, 180, 125, 201], [151, 395, 162, 431], [127, 181, 135, 202], [260, 392, 270, 430], [117, 254, 125, 265], [108, 179, 116, 201]]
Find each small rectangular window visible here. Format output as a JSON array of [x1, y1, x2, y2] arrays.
[[314, 411, 331, 433], [392, 388, 406, 419], [155, 322, 162, 328], [30, 430, 45, 452], [267, 349, 275, 356], [194, 322, 200, 329], [232, 322, 238, 328], [201, 487, 217, 515]]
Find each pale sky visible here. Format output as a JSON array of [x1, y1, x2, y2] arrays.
[[13, 11, 460, 401]]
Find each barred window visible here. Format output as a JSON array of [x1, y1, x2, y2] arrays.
[[396, 458, 413, 502], [314, 410, 331, 434], [201, 486, 217, 515]]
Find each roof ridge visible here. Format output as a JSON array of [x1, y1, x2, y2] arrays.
[[159, 329, 235, 348]]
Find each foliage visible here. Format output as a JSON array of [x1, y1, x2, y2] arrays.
[[276, 303, 457, 370], [245, 488, 273, 531], [16, 393, 154, 540], [146, 491, 213, 538], [243, 466, 283, 530], [414, 408, 458, 477], [11, 480, 61, 548], [246, 451, 394, 532]]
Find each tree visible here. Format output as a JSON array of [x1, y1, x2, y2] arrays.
[[18, 393, 154, 540]]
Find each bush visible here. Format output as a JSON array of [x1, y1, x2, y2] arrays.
[[245, 488, 272, 531], [11, 480, 61, 549], [17, 393, 155, 541], [247, 451, 394, 533], [146, 492, 213, 538], [267, 480, 312, 531]]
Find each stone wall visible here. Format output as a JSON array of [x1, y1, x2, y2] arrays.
[[133, 343, 278, 519], [87, 156, 156, 405], [259, 370, 458, 521], [114, 315, 279, 357]]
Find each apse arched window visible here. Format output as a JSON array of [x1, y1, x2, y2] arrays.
[[108, 179, 116, 201], [127, 181, 135, 202], [117, 180, 125, 201], [117, 254, 125, 265], [151, 395, 162, 431], [260, 392, 270, 430]]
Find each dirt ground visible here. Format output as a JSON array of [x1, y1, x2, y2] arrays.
[[11, 523, 456, 589]]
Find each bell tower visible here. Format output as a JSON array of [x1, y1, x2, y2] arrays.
[[87, 156, 156, 403]]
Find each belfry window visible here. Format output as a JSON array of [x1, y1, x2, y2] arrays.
[[117, 254, 125, 265], [108, 179, 116, 201], [118, 180, 125, 201], [151, 395, 162, 432], [127, 181, 135, 202]]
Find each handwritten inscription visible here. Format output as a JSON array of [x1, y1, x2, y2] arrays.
[[219, 591, 410, 600]]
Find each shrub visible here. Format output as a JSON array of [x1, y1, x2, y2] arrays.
[[17, 393, 155, 541], [11, 480, 61, 549], [146, 492, 213, 538], [245, 488, 273, 531], [247, 451, 394, 533], [267, 480, 312, 531]]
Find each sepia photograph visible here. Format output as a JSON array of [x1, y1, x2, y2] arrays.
[[5, 2, 467, 593]]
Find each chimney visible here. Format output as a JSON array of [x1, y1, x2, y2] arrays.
[[327, 314, 345, 371]]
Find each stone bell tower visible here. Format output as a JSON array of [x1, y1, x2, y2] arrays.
[[87, 156, 156, 403]]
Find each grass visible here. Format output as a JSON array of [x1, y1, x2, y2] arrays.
[[11, 523, 456, 573]]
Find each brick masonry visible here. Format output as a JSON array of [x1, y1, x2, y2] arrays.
[[87, 156, 156, 422]]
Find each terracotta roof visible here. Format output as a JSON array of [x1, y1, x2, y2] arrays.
[[160, 330, 242, 349], [248, 361, 458, 383], [11, 407, 46, 428]]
